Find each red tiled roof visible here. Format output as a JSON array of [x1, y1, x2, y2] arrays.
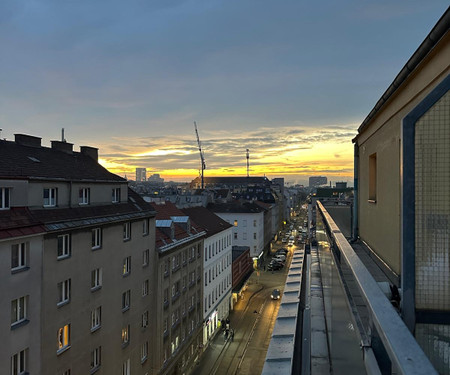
[[182, 206, 232, 237]]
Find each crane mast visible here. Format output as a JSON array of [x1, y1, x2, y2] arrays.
[[194, 121, 206, 189]]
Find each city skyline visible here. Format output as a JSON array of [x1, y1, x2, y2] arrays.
[[1, 1, 447, 184]]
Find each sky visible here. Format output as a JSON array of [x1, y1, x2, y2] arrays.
[[1, 1, 448, 185]]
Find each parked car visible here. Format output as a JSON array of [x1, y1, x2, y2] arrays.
[[274, 254, 286, 261], [268, 263, 282, 271]]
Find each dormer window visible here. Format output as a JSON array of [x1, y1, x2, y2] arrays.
[[78, 188, 90, 205], [43, 188, 57, 207], [112, 188, 120, 203], [0, 187, 10, 209]]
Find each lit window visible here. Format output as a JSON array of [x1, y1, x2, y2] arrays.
[[369, 153, 377, 202], [0, 187, 10, 209], [11, 242, 28, 271], [234, 220, 238, 227], [123, 222, 131, 241], [57, 279, 71, 306], [11, 348, 27, 375], [91, 346, 101, 371], [142, 249, 149, 267], [91, 306, 101, 332], [123, 256, 131, 276], [11, 296, 28, 326], [78, 188, 90, 205], [122, 290, 131, 311], [91, 268, 102, 291], [57, 324, 70, 353], [141, 341, 149, 363], [112, 188, 120, 203], [43, 187, 57, 207], [91, 228, 102, 250], [57, 234, 71, 259], [121, 325, 130, 346]]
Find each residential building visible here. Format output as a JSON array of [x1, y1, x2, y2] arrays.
[[231, 246, 252, 304], [208, 202, 265, 265], [150, 201, 205, 375], [182, 207, 233, 348], [0, 134, 156, 375], [353, 10, 449, 373]]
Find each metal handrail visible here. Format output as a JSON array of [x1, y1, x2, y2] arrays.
[[317, 201, 437, 375]]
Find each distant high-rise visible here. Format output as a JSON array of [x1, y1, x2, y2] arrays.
[[309, 176, 327, 187], [135, 167, 146, 181]]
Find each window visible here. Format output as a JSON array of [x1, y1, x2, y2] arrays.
[[91, 268, 102, 291], [11, 242, 28, 271], [123, 256, 131, 276], [253, 232, 256, 240], [253, 219, 257, 227], [0, 187, 10, 209], [78, 188, 90, 205], [142, 279, 149, 297], [234, 232, 237, 240], [92, 228, 102, 250], [234, 220, 238, 227], [112, 188, 120, 203], [91, 306, 101, 332], [43, 187, 57, 207], [369, 153, 377, 201], [121, 325, 130, 346], [243, 232, 247, 240], [57, 324, 70, 353], [91, 346, 101, 372], [141, 341, 149, 363], [122, 290, 131, 311], [57, 279, 71, 306], [11, 348, 27, 375], [123, 222, 131, 241], [122, 359, 130, 375], [142, 249, 149, 267], [57, 234, 71, 259], [11, 296, 28, 326], [143, 218, 149, 235], [142, 310, 149, 328], [243, 219, 247, 227]]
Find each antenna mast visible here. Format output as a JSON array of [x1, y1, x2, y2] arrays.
[[194, 122, 206, 189], [246, 149, 249, 177]]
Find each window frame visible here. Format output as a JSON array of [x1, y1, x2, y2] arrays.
[[91, 346, 101, 372], [43, 187, 57, 207], [0, 187, 10, 210], [11, 348, 27, 375], [112, 188, 120, 203], [11, 295, 28, 327], [91, 268, 102, 291], [122, 290, 131, 312], [142, 310, 149, 328], [121, 325, 130, 347], [143, 218, 149, 236], [142, 279, 149, 297], [123, 222, 131, 241], [11, 242, 28, 272], [57, 324, 71, 354], [78, 187, 90, 205], [57, 279, 71, 307], [91, 306, 102, 332], [57, 234, 71, 259], [369, 152, 377, 202], [141, 341, 149, 363], [142, 249, 149, 267], [122, 256, 131, 276], [91, 228, 102, 250]]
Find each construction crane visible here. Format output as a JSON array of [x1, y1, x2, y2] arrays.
[[194, 122, 206, 189]]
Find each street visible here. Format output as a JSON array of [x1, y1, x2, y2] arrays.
[[195, 239, 299, 375]]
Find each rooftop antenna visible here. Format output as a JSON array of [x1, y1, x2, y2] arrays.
[[246, 149, 249, 177], [61, 128, 66, 142], [194, 122, 206, 189]]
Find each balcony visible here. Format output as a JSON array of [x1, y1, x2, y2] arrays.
[[263, 201, 437, 375]]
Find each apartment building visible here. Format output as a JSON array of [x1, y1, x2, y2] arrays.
[[353, 9, 449, 373], [150, 201, 205, 375], [182, 206, 233, 348], [0, 134, 156, 375], [208, 202, 265, 264]]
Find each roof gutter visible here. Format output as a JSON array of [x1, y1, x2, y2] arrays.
[[354, 7, 450, 142]]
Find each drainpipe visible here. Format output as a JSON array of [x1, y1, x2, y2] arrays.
[[351, 142, 359, 242]]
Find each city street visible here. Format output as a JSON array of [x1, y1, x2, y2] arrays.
[[195, 239, 298, 375]]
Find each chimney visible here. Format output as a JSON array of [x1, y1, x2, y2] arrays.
[[51, 140, 73, 154], [80, 146, 98, 161], [14, 134, 42, 147]]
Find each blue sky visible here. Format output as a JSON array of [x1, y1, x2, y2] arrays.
[[0, 1, 448, 183]]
